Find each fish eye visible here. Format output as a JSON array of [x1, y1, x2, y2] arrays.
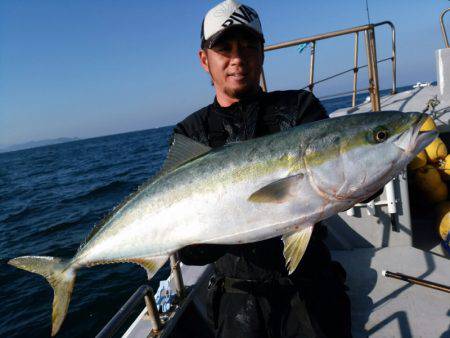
[[373, 129, 389, 143]]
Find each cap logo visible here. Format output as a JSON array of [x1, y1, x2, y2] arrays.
[[221, 5, 258, 28]]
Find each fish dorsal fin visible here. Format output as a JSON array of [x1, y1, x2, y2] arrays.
[[78, 134, 211, 251], [282, 225, 314, 274], [160, 133, 211, 175], [248, 173, 304, 203]]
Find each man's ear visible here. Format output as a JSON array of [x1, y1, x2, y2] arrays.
[[199, 49, 210, 73]]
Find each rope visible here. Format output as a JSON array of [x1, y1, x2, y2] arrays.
[[365, 0, 371, 25], [318, 88, 370, 100], [422, 96, 441, 114], [423, 96, 450, 127], [302, 56, 392, 90]]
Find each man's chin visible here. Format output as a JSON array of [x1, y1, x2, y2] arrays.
[[225, 84, 258, 99]]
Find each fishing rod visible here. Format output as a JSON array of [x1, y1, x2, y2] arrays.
[[382, 270, 450, 294]]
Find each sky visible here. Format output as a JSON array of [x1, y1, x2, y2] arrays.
[[1, 0, 449, 146]]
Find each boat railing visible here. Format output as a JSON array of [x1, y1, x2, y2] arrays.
[[440, 8, 450, 48], [96, 284, 160, 338], [96, 253, 185, 337], [261, 21, 397, 112]]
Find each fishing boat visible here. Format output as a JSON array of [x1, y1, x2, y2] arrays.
[[412, 81, 432, 88], [97, 10, 450, 338]]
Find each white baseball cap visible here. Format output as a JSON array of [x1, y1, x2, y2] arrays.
[[201, 0, 264, 49]]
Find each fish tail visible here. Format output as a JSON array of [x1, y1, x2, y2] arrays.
[[8, 256, 76, 336]]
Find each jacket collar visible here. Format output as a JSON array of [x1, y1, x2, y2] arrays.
[[212, 87, 264, 115]]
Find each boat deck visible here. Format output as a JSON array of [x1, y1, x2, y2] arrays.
[[331, 85, 450, 130], [333, 247, 450, 338]]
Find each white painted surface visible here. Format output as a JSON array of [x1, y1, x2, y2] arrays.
[[436, 48, 450, 102], [333, 247, 450, 338]]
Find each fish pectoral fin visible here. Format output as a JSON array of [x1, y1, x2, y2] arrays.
[[160, 134, 212, 175], [129, 256, 168, 279], [248, 173, 304, 203], [282, 224, 314, 274]]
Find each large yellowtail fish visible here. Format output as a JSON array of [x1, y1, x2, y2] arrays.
[[9, 111, 436, 335]]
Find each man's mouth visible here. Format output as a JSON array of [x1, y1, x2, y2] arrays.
[[228, 72, 247, 80]]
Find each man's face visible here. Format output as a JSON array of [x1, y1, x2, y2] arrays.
[[199, 29, 263, 102]]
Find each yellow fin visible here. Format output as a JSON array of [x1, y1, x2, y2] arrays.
[[128, 256, 168, 279], [282, 225, 313, 274], [248, 174, 304, 203], [8, 256, 75, 336]]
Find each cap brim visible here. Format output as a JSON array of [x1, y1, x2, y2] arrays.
[[202, 25, 264, 49]]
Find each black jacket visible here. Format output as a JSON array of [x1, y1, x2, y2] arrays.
[[173, 89, 329, 281]]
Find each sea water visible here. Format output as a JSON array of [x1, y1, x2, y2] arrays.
[[0, 88, 409, 337]]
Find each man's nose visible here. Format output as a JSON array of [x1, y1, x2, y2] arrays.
[[229, 44, 245, 64]]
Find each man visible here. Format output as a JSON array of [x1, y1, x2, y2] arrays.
[[173, 1, 352, 337]]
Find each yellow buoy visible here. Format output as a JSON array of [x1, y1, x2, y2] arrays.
[[425, 137, 447, 162], [408, 150, 428, 170], [437, 155, 450, 181], [415, 164, 443, 187], [428, 183, 448, 204], [413, 165, 448, 203], [436, 201, 450, 240], [420, 116, 437, 131]]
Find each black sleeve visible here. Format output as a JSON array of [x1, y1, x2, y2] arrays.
[[177, 244, 229, 266], [172, 109, 210, 146], [171, 113, 229, 266], [295, 90, 328, 125]]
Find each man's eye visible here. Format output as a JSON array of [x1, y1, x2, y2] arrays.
[[243, 43, 259, 51], [214, 44, 230, 52]]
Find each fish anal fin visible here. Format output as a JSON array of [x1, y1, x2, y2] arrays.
[[129, 256, 168, 279], [248, 173, 304, 203], [282, 225, 314, 274]]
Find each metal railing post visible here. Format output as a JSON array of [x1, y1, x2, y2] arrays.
[[373, 21, 396, 94], [390, 24, 397, 94], [145, 288, 162, 333], [440, 8, 450, 48], [170, 253, 185, 297], [352, 32, 359, 107], [364, 30, 375, 107], [365, 27, 380, 111], [308, 41, 316, 92], [368, 27, 381, 111]]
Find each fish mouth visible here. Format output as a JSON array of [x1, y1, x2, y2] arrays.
[[413, 114, 439, 152], [394, 113, 438, 154]]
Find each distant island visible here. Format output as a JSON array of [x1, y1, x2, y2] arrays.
[[0, 137, 81, 153]]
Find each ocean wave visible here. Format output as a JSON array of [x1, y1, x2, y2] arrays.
[[33, 213, 89, 238], [131, 144, 149, 154], [2, 204, 41, 224], [60, 180, 131, 205]]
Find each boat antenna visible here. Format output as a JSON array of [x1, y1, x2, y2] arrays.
[[365, 0, 371, 24]]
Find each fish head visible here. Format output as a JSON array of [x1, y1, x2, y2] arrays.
[[303, 111, 438, 202]]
